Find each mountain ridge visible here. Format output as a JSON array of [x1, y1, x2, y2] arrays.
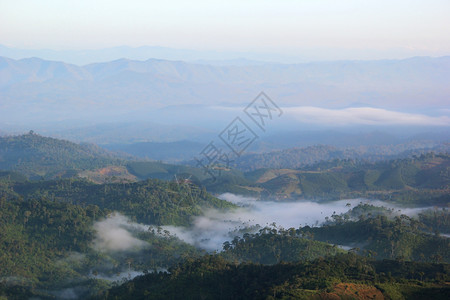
[[1, 54, 449, 134]]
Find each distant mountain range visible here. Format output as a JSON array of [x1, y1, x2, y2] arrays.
[[1, 55, 449, 128], [0, 44, 288, 65]]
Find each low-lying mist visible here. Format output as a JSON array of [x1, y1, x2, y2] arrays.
[[92, 213, 148, 252], [91, 194, 432, 253], [162, 194, 430, 251]]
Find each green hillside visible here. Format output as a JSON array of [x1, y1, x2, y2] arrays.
[[126, 160, 256, 195], [221, 227, 346, 264], [94, 254, 450, 300], [0, 132, 123, 179], [300, 213, 450, 262], [0, 197, 106, 290], [245, 153, 450, 204], [231, 143, 450, 172], [8, 178, 235, 226], [125, 153, 449, 206], [1, 133, 447, 206], [0, 195, 205, 299], [127, 161, 209, 182], [0, 175, 448, 299], [0, 177, 232, 298]]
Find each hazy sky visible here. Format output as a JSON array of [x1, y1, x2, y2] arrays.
[[1, 0, 450, 59]]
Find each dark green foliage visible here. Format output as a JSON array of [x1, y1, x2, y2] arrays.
[[340, 203, 395, 220], [0, 177, 235, 298], [221, 227, 345, 264], [94, 254, 450, 300], [132, 227, 204, 270], [0, 193, 207, 298], [0, 196, 106, 286], [419, 208, 450, 234], [11, 178, 235, 226], [300, 214, 450, 262]]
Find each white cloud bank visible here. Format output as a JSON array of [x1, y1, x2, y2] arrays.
[[285, 106, 450, 126]]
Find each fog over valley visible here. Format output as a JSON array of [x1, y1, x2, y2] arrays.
[[94, 194, 437, 253]]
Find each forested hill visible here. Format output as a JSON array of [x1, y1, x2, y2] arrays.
[[0, 132, 448, 206], [230, 143, 450, 172], [6, 178, 235, 225], [95, 254, 450, 300], [237, 153, 450, 204], [0, 132, 124, 179]]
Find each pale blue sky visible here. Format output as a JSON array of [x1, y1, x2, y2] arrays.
[[1, 0, 449, 59]]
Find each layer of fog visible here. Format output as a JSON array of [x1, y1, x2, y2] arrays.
[[91, 196, 434, 254], [92, 213, 148, 252], [161, 194, 432, 251], [284, 106, 450, 126]]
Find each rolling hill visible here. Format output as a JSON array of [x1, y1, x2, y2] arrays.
[[0, 132, 124, 179], [0, 133, 447, 206], [242, 153, 450, 203]]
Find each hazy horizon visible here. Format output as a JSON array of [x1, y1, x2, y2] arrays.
[[1, 0, 450, 62], [2, 0, 449, 140], [1, 44, 450, 66]]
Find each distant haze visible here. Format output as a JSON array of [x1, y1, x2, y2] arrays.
[[1, 1, 449, 60], [0, 55, 448, 135]]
